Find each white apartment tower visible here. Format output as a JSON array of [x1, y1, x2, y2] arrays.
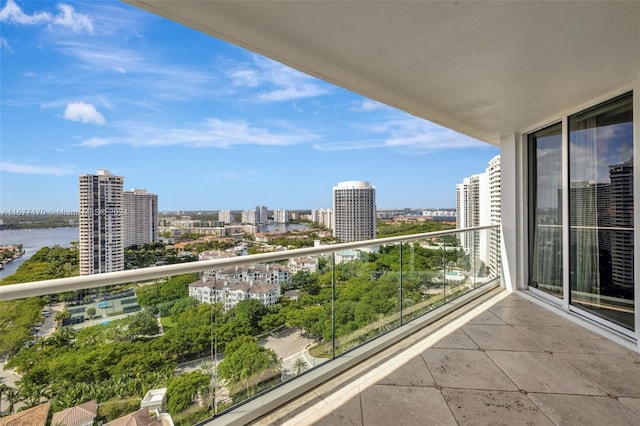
[[258, 205, 269, 225], [332, 181, 376, 242], [456, 156, 501, 278], [242, 209, 258, 225], [123, 189, 158, 247], [273, 209, 290, 224], [312, 208, 334, 230], [219, 210, 233, 224], [79, 170, 124, 276]]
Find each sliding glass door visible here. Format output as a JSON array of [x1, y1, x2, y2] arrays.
[[528, 92, 634, 331], [528, 123, 564, 298], [569, 92, 634, 330]]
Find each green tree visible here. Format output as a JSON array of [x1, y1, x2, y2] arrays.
[[292, 357, 308, 375], [166, 371, 209, 414], [124, 310, 159, 341], [86, 307, 96, 320], [217, 336, 279, 387]]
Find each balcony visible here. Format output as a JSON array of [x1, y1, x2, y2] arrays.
[[2, 225, 638, 425], [1, 226, 503, 425]]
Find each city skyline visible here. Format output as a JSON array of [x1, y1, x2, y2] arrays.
[[0, 0, 498, 212]]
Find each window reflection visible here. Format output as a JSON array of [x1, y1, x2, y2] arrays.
[[528, 123, 563, 298], [569, 92, 634, 330]]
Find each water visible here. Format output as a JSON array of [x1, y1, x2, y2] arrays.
[[0, 227, 79, 279], [258, 223, 309, 233]]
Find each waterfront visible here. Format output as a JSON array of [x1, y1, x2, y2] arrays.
[[258, 223, 309, 233], [0, 227, 78, 279]]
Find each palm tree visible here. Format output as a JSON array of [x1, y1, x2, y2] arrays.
[[0, 383, 7, 416], [5, 387, 19, 414], [293, 357, 308, 375]]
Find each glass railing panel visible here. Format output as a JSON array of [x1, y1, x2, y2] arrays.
[[0, 226, 500, 425], [400, 236, 446, 323], [332, 242, 401, 355]]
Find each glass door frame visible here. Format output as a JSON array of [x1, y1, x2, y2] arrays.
[[522, 88, 638, 341]]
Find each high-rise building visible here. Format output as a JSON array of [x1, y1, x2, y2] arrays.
[[219, 210, 233, 224], [273, 209, 290, 224], [242, 209, 258, 225], [332, 181, 376, 242], [79, 170, 124, 276], [456, 155, 501, 277], [258, 206, 269, 225], [312, 208, 334, 229], [123, 189, 158, 247]]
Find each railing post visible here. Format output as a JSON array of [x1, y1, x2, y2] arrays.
[[442, 235, 447, 304], [399, 241, 403, 326], [331, 252, 336, 359]]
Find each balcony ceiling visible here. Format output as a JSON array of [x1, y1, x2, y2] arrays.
[[124, 1, 640, 146]]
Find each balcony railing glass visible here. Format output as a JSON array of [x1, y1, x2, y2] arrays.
[[0, 226, 498, 425]]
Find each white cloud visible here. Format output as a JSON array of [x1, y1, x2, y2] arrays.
[[64, 102, 105, 124], [349, 99, 386, 112], [228, 56, 330, 102], [77, 117, 316, 149], [0, 161, 73, 176], [78, 137, 109, 147], [315, 116, 488, 153], [0, 37, 13, 53], [0, 0, 93, 33]]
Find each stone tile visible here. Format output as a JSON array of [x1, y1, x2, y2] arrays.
[[620, 397, 640, 416], [489, 306, 570, 326], [529, 393, 640, 426], [466, 310, 507, 325], [374, 355, 435, 387], [555, 353, 640, 397], [514, 325, 631, 354], [311, 394, 362, 426], [360, 384, 456, 426], [442, 388, 554, 426], [491, 294, 538, 308], [461, 324, 545, 351], [487, 351, 607, 395], [421, 348, 517, 390], [431, 329, 479, 349]]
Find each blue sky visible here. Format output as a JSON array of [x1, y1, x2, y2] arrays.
[[0, 0, 498, 212]]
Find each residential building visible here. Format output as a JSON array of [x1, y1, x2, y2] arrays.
[[332, 181, 376, 242], [51, 400, 97, 426], [258, 205, 269, 225], [123, 189, 158, 247], [107, 408, 171, 426], [288, 256, 319, 275], [0, 402, 50, 426], [456, 156, 501, 278], [79, 169, 124, 275], [241, 209, 258, 225], [219, 209, 233, 224], [311, 208, 333, 229], [189, 276, 281, 311], [273, 209, 290, 224], [206, 264, 289, 285]]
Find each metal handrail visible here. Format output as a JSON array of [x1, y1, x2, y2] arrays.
[[0, 225, 498, 301]]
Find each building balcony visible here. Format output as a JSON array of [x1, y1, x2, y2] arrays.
[[1, 225, 638, 425]]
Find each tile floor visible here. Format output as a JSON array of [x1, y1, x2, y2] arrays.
[[254, 291, 640, 426]]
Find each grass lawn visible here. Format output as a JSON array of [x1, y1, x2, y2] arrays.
[[160, 315, 175, 330]]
